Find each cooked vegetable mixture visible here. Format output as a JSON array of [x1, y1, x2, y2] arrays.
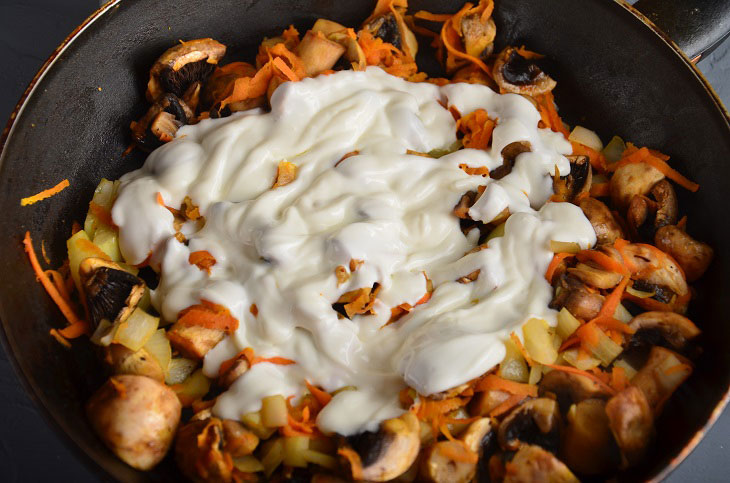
[[23, 0, 713, 481]]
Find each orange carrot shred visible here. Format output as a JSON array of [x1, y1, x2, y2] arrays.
[[23, 231, 88, 339], [543, 363, 616, 395], [509, 332, 535, 367], [272, 56, 299, 82], [611, 366, 628, 391], [489, 394, 527, 417], [188, 250, 217, 274], [41, 240, 51, 265], [218, 350, 248, 377], [475, 374, 537, 397], [177, 300, 239, 333], [576, 250, 628, 275], [305, 380, 333, 407], [545, 253, 574, 283], [21, 179, 70, 206]]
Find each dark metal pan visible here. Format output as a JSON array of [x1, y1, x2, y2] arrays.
[[0, 0, 728, 481]]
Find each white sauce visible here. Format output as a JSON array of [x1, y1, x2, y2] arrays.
[[111, 67, 596, 436]]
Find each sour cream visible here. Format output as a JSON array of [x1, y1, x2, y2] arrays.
[[111, 67, 595, 436]]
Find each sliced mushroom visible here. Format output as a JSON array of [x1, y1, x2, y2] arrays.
[[419, 440, 478, 483], [538, 370, 613, 414], [147, 38, 226, 102], [631, 346, 692, 415], [579, 197, 625, 246], [609, 162, 664, 210], [104, 344, 164, 382], [492, 141, 532, 179], [79, 257, 145, 329], [621, 243, 688, 296], [460, 13, 496, 58], [175, 417, 259, 482], [340, 412, 420, 481], [503, 444, 579, 483], [553, 155, 592, 202], [498, 398, 561, 454], [167, 323, 225, 360], [560, 399, 620, 475], [628, 311, 700, 351], [493, 48, 557, 96], [296, 30, 346, 77], [470, 389, 511, 416], [460, 418, 493, 452], [650, 180, 678, 228], [655, 225, 713, 282], [86, 375, 181, 470], [362, 9, 418, 58], [550, 275, 604, 321], [567, 262, 623, 290], [605, 386, 654, 468], [217, 356, 250, 389], [130, 93, 192, 150], [626, 180, 678, 240]]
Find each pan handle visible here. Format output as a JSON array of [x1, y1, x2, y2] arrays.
[[633, 0, 730, 62]]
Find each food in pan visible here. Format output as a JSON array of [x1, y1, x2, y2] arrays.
[[23, 0, 713, 480]]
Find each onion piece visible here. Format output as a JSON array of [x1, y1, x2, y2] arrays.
[[569, 126, 603, 152], [523, 318, 558, 365], [557, 307, 581, 340], [602, 135, 626, 164], [550, 240, 581, 254]]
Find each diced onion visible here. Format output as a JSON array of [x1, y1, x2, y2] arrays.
[[528, 364, 544, 385], [90, 319, 117, 347], [485, 222, 506, 243], [550, 240, 581, 254], [233, 455, 264, 473], [562, 349, 601, 371], [113, 307, 159, 352], [556, 307, 581, 340], [302, 449, 338, 469], [602, 135, 626, 164], [144, 328, 171, 373], [173, 369, 211, 406], [261, 395, 288, 428], [165, 357, 197, 385], [613, 359, 638, 381], [626, 284, 656, 299], [523, 318, 558, 365], [260, 437, 285, 478], [585, 326, 623, 366], [499, 339, 529, 383], [241, 411, 278, 439], [613, 303, 633, 323], [284, 436, 310, 468], [569, 126, 603, 152]]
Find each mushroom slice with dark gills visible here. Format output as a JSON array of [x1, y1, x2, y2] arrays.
[[560, 399, 621, 475], [497, 398, 562, 454], [175, 417, 259, 482], [130, 93, 193, 150], [631, 346, 693, 416], [338, 412, 420, 482], [538, 370, 613, 414], [550, 275, 604, 321], [605, 386, 654, 468], [567, 262, 623, 290], [579, 197, 625, 246], [362, 9, 418, 58], [146, 38, 226, 102], [493, 47, 557, 96], [655, 224, 714, 282], [503, 444, 579, 483], [459, 12, 496, 59], [552, 155, 592, 202], [419, 418, 492, 483], [627, 311, 700, 352], [79, 257, 145, 329], [491, 141, 532, 180], [621, 243, 688, 297]]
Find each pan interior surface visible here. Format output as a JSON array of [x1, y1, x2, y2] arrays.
[[0, 0, 728, 481]]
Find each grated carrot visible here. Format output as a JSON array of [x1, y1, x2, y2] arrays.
[[440, 440, 479, 463], [40, 240, 51, 265], [611, 366, 628, 391], [576, 249, 628, 275], [188, 250, 217, 274], [509, 332, 535, 367], [177, 299, 239, 332], [414, 11, 452, 22], [272, 56, 299, 82], [475, 374, 537, 397], [20, 179, 69, 206], [664, 363, 692, 376], [305, 380, 333, 407], [545, 252, 574, 283], [489, 394, 527, 417], [23, 231, 88, 339], [89, 202, 115, 227], [596, 277, 629, 320], [536, 92, 569, 138], [217, 350, 248, 377], [571, 141, 607, 172]]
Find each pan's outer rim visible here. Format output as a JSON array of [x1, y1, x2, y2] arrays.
[[0, 0, 728, 481]]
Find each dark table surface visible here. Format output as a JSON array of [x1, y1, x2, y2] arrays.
[[1, 1, 729, 482]]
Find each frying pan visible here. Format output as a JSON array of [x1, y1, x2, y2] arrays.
[[0, 0, 728, 481]]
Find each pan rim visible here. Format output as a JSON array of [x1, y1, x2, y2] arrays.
[[0, 0, 728, 481]]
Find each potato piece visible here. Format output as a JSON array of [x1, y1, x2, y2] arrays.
[[104, 344, 164, 382], [167, 322, 225, 359], [86, 375, 181, 470]]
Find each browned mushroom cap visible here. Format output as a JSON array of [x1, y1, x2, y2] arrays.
[[362, 7, 418, 58], [460, 13, 496, 58], [130, 93, 193, 150], [567, 262, 623, 290], [339, 412, 420, 482], [550, 275, 605, 321], [538, 370, 613, 413], [419, 440, 478, 483], [627, 311, 700, 351], [175, 417, 259, 481], [503, 444, 579, 483], [79, 257, 145, 329], [655, 225, 714, 282], [621, 243, 688, 296], [147, 38, 226, 102], [605, 386, 654, 468], [87, 375, 181, 470], [609, 162, 665, 210], [498, 398, 561, 454], [553, 155, 592, 202], [104, 344, 164, 382], [493, 47, 557, 96], [296, 30, 346, 77], [560, 399, 620, 475], [651, 180, 678, 228], [491, 141, 532, 179], [631, 346, 692, 416], [217, 356, 250, 389], [579, 197, 625, 246]]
